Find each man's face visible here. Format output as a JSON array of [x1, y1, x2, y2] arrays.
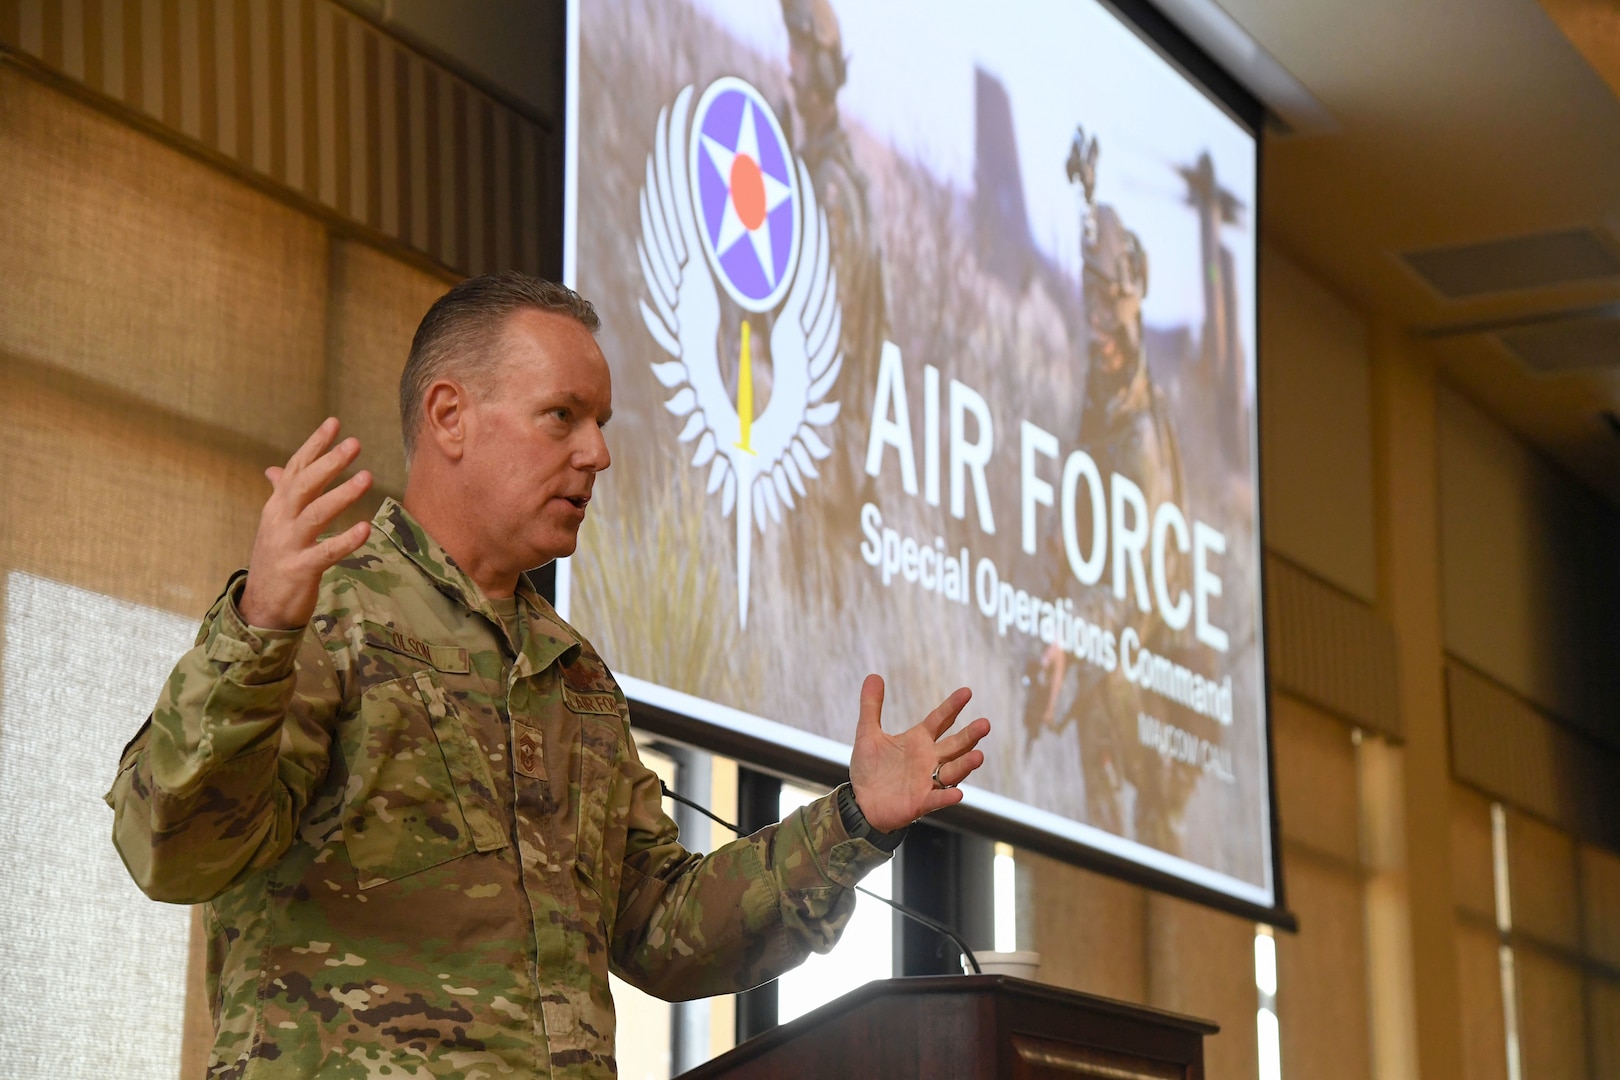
[[461, 308, 612, 570], [1084, 269, 1143, 374]]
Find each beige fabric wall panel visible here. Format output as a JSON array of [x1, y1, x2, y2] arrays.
[[1438, 386, 1620, 738], [0, 364, 263, 620], [0, 0, 551, 279], [1024, 853, 1147, 1004], [1506, 810, 1581, 954], [1454, 921, 1509, 1080], [328, 238, 452, 494], [1146, 893, 1259, 1080], [1581, 844, 1620, 972], [1514, 944, 1590, 1080], [1275, 851, 1371, 1080], [1449, 660, 1620, 851], [1258, 245, 1378, 605], [1272, 694, 1359, 864], [1263, 554, 1400, 739], [1438, 386, 1538, 697], [1450, 784, 1497, 923], [0, 69, 328, 453], [1588, 976, 1620, 1080]]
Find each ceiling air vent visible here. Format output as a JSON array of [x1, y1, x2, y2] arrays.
[[1400, 228, 1620, 299], [1497, 311, 1620, 374]]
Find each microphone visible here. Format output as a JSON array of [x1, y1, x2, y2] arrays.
[[659, 779, 983, 975]]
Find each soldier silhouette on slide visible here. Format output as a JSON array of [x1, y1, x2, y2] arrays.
[[1027, 128, 1199, 853]]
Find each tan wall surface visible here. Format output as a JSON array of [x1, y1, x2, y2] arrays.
[[1588, 975, 1620, 1080], [1270, 693, 1373, 1080], [1507, 809, 1581, 954], [1581, 843, 1620, 972], [0, 0, 555, 281], [1450, 784, 1497, 923], [1272, 694, 1359, 863], [1146, 893, 1260, 1080], [0, 362, 266, 618], [1455, 921, 1508, 1080], [328, 238, 454, 494], [1438, 385, 1620, 740], [1276, 850, 1371, 1080], [0, 68, 330, 457], [1448, 659, 1620, 853], [1024, 853, 1148, 1004], [1515, 943, 1590, 1080], [1259, 245, 1378, 603]]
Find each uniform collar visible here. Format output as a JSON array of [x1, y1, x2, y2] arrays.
[[373, 498, 582, 675]]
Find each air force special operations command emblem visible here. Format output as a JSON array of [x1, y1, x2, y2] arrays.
[[638, 79, 843, 628]]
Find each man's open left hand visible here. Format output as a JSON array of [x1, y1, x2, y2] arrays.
[[238, 418, 373, 630], [848, 675, 991, 834]]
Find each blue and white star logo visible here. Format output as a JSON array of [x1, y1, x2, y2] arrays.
[[689, 77, 800, 313]]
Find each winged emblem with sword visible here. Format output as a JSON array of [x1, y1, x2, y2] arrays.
[[637, 79, 843, 628]]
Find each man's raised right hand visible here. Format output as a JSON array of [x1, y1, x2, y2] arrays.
[[237, 418, 374, 631]]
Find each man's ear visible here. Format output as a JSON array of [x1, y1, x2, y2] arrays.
[[421, 378, 470, 462]]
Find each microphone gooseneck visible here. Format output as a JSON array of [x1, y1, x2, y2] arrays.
[[659, 780, 983, 975]]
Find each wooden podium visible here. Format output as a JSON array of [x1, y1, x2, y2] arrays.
[[676, 974, 1218, 1079]]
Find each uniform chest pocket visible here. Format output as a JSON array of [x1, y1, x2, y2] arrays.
[[571, 715, 622, 892], [343, 669, 508, 888]]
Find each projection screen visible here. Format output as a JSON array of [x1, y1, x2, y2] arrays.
[[561, 0, 1279, 917]]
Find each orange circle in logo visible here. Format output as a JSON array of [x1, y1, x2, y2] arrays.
[[730, 154, 767, 231]]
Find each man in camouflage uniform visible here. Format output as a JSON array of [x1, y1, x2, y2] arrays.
[[107, 274, 990, 1079]]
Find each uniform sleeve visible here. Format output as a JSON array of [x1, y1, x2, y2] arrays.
[[105, 573, 341, 904], [607, 733, 894, 1001]]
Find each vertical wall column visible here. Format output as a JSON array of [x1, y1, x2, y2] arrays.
[[1370, 322, 1462, 1079]]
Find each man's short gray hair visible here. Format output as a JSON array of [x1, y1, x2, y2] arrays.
[[399, 272, 600, 460]]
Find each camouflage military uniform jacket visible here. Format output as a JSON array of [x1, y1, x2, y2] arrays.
[[108, 499, 890, 1079]]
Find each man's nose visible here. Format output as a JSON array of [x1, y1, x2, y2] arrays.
[[578, 424, 611, 472]]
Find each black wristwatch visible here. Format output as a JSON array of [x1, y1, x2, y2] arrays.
[[835, 783, 908, 853]]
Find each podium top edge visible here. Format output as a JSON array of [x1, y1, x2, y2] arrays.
[[672, 974, 1219, 1079]]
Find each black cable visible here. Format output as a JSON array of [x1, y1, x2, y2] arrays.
[[659, 779, 983, 975]]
